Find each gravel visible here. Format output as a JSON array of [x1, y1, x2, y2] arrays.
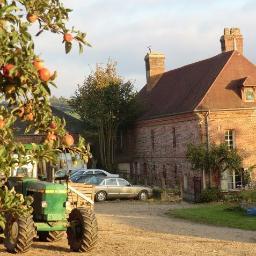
[[1, 200, 256, 256]]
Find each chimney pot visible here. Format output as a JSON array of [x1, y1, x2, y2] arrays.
[[220, 27, 243, 54]]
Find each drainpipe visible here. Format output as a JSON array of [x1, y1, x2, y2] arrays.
[[204, 111, 210, 189]]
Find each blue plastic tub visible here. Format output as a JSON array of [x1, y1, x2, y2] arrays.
[[246, 208, 256, 216]]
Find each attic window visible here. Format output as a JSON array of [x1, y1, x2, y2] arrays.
[[241, 77, 256, 102], [244, 88, 255, 102]]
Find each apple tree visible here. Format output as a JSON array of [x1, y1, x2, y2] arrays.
[[0, 0, 90, 232]]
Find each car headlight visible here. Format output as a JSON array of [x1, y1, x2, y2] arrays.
[[41, 201, 48, 208]]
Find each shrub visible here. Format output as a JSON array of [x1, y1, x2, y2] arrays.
[[199, 187, 223, 203], [240, 190, 256, 203], [152, 187, 163, 199], [222, 192, 242, 203], [152, 187, 181, 199]]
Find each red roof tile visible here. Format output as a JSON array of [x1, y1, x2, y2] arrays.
[[138, 51, 256, 120], [198, 51, 256, 110]]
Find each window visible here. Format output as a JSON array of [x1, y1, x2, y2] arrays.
[[95, 170, 107, 176], [244, 88, 255, 102], [183, 175, 188, 191], [225, 130, 235, 149], [105, 178, 118, 186], [76, 176, 89, 183], [151, 129, 155, 150], [172, 127, 176, 148], [162, 165, 167, 187], [221, 170, 242, 191], [86, 171, 93, 175], [119, 130, 124, 149], [174, 164, 178, 181], [118, 178, 130, 187], [16, 167, 30, 177], [143, 163, 148, 185]]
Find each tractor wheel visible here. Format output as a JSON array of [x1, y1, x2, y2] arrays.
[[67, 207, 98, 252], [38, 231, 65, 242], [4, 214, 35, 253]]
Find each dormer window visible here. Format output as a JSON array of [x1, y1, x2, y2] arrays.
[[244, 88, 255, 102], [241, 77, 256, 102]]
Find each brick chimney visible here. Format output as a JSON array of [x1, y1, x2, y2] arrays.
[[144, 52, 165, 91], [220, 27, 243, 54]]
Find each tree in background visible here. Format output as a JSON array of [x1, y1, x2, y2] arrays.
[[70, 61, 139, 170], [0, 0, 90, 232], [186, 143, 243, 188], [50, 96, 69, 106]]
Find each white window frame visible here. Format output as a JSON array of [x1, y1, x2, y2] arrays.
[[224, 130, 235, 149], [221, 169, 243, 191]]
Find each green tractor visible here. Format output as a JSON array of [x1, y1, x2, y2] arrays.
[[3, 171, 98, 253]]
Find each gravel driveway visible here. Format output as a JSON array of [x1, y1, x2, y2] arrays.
[[1, 200, 256, 256]]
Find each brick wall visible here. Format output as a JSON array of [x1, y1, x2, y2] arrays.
[[128, 109, 256, 200], [207, 109, 256, 179], [131, 113, 202, 200]]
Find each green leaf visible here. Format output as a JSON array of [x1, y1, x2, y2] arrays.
[[65, 41, 72, 54], [79, 42, 83, 54]]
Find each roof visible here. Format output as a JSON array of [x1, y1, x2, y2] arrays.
[[14, 106, 83, 135], [51, 106, 83, 134], [138, 51, 256, 120]]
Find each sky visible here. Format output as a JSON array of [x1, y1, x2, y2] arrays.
[[32, 0, 256, 98]]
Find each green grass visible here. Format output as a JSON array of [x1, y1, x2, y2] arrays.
[[167, 203, 256, 230]]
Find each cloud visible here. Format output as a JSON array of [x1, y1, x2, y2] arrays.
[[33, 0, 256, 97]]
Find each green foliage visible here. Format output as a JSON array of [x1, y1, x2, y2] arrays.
[[239, 190, 256, 203], [70, 61, 140, 170], [0, 0, 91, 232], [152, 187, 181, 200], [199, 187, 223, 203], [152, 187, 163, 199], [222, 192, 242, 203], [186, 143, 243, 187], [0, 187, 33, 233]]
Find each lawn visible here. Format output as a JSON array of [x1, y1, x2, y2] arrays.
[[167, 203, 256, 230]]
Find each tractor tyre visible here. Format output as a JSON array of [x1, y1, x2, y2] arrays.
[[4, 214, 35, 253], [38, 231, 65, 242], [67, 207, 98, 252]]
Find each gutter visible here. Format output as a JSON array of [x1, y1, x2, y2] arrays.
[[202, 111, 210, 190], [205, 111, 210, 150], [138, 107, 256, 123]]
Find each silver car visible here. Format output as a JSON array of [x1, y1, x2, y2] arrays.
[[71, 169, 119, 181], [84, 176, 153, 202]]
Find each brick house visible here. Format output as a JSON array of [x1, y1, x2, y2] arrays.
[[117, 28, 256, 201]]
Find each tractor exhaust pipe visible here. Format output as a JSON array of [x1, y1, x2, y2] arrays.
[[46, 167, 55, 183]]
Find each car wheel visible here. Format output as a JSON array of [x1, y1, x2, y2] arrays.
[[95, 191, 107, 202], [138, 191, 148, 201]]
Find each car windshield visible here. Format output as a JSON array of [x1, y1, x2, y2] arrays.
[[70, 170, 84, 177]]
